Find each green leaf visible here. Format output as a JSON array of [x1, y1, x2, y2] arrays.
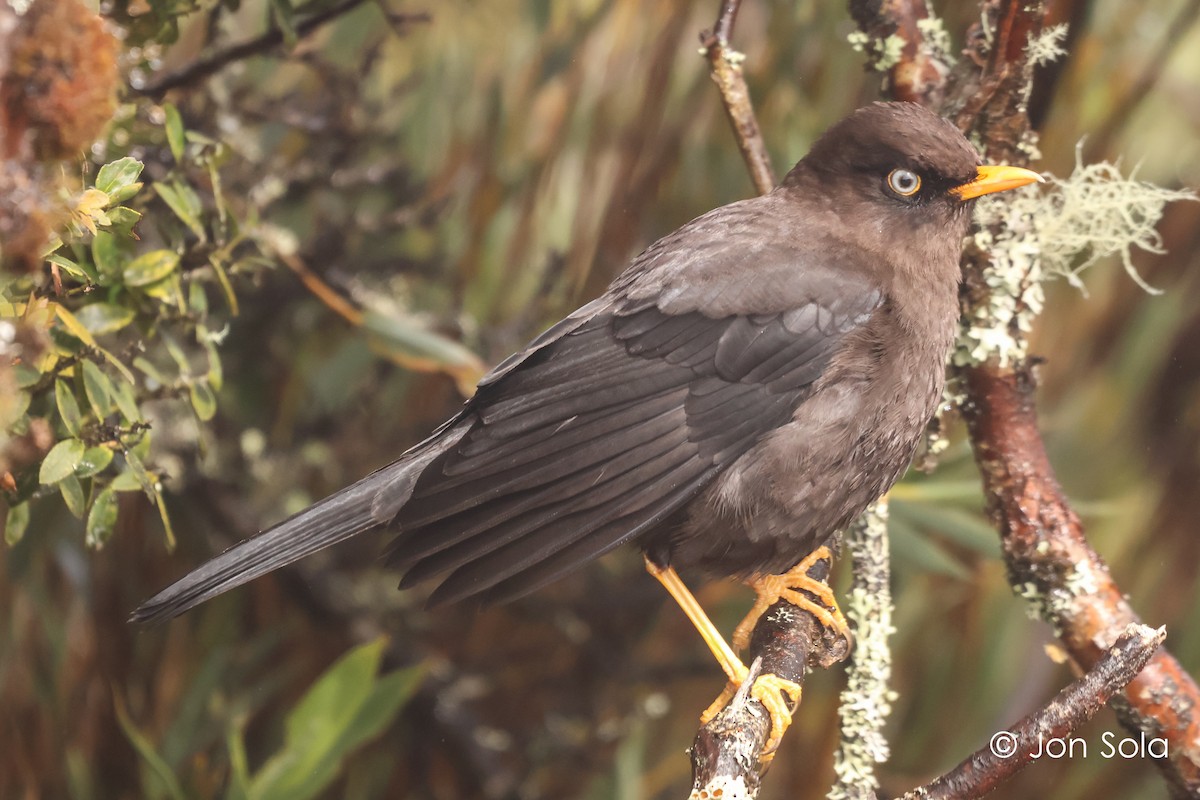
[[188, 281, 208, 315], [76, 446, 115, 479], [13, 363, 40, 388], [85, 488, 119, 547], [91, 231, 130, 283], [111, 470, 143, 492], [81, 360, 114, 419], [123, 449, 156, 498], [59, 474, 85, 518], [189, 379, 217, 421], [155, 181, 206, 242], [122, 250, 180, 287], [247, 639, 418, 800], [95, 157, 144, 200], [75, 302, 136, 335], [161, 332, 191, 375], [201, 330, 224, 391], [106, 206, 142, 230], [362, 310, 482, 370], [268, 0, 297, 47], [5, 502, 30, 545], [40, 438, 86, 484], [209, 256, 239, 315], [111, 380, 141, 423], [227, 722, 251, 800], [164, 103, 186, 163], [2, 388, 31, 430], [55, 380, 83, 436], [133, 356, 169, 387]]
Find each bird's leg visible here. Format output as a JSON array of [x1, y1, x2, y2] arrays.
[[644, 556, 745, 683], [731, 546, 851, 653], [644, 556, 803, 760]]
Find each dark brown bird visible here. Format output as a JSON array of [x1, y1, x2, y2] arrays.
[[133, 102, 1040, 751]]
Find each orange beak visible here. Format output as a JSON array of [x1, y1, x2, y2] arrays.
[[951, 164, 1044, 200]]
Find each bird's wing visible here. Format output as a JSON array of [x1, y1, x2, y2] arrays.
[[389, 259, 883, 606]]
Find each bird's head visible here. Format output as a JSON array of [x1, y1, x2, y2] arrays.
[[783, 101, 1042, 232]]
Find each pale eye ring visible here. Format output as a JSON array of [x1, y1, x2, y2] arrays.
[[887, 168, 921, 196]]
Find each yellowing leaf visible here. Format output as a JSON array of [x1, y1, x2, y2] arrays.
[[122, 250, 180, 287], [72, 188, 112, 235], [75, 302, 136, 335]]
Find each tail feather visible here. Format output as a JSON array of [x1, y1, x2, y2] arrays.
[[132, 460, 419, 623]]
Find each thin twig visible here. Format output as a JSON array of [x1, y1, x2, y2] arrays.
[[135, 0, 431, 98], [900, 624, 1165, 800], [700, 0, 776, 195]]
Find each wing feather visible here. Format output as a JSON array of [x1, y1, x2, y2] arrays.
[[388, 290, 880, 604]]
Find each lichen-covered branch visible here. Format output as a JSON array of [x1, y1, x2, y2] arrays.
[[700, 0, 776, 195], [900, 624, 1165, 800], [847, 0, 954, 107], [829, 500, 895, 800]]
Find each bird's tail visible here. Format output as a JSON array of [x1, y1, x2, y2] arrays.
[[131, 459, 415, 624]]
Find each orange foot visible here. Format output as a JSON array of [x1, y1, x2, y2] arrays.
[[700, 665, 802, 761], [731, 546, 852, 653]]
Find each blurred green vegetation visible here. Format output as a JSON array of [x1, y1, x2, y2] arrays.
[[2, 0, 1199, 798]]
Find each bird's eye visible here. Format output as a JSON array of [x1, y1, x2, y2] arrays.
[[887, 169, 921, 197]]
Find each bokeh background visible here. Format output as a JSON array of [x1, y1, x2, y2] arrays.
[[3, 0, 1200, 798]]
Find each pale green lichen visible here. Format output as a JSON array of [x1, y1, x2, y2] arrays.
[[846, 31, 906, 72], [955, 146, 1197, 367], [1027, 23, 1069, 67], [916, 15, 957, 67], [829, 501, 896, 800], [1011, 558, 1101, 635], [878, 34, 906, 71]]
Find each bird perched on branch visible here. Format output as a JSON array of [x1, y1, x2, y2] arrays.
[[134, 101, 1041, 756]]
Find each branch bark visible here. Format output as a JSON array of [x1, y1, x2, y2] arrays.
[[847, 0, 951, 107], [700, 0, 776, 195], [900, 624, 1166, 800]]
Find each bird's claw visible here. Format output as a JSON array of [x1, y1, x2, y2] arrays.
[[700, 666, 802, 762], [731, 546, 852, 653]]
